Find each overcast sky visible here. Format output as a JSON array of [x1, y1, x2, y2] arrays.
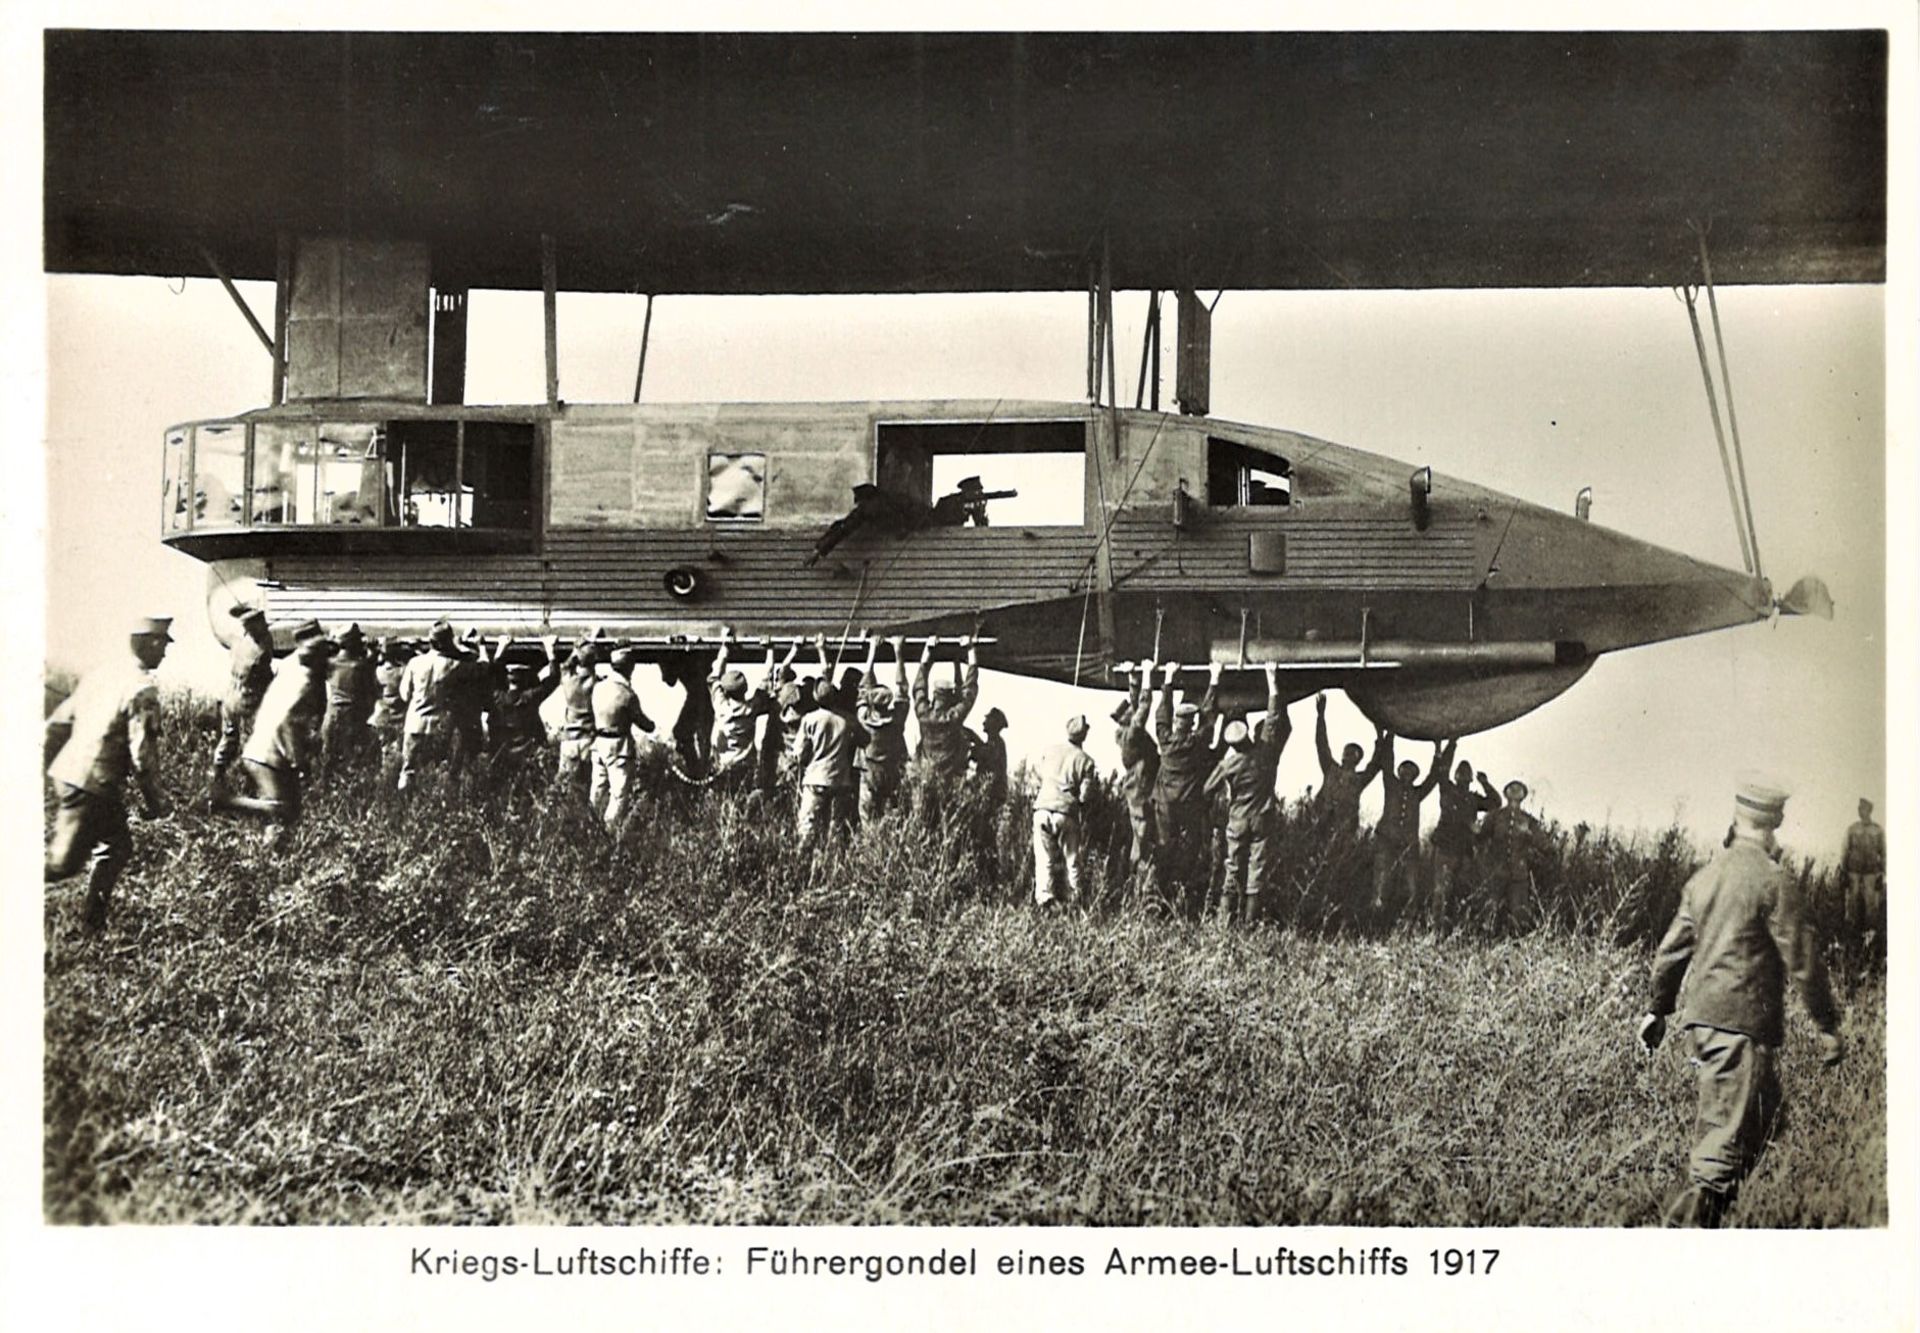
[[43, 274, 1884, 854]]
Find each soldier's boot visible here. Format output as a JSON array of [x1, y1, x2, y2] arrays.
[[78, 856, 121, 935]]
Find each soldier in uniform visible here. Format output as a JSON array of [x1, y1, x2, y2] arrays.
[[911, 635, 980, 823], [588, 647, 656, 832], [212, 620, 336, 846], [554, 638, 603, 794], [1841, 797, 1886, 950], [367, 638, 412, 759], [1312, 693, 1386, 835], [706, 630, 776, 791], [483, 634, 560, 774], [1202, 664, 1289, 925], [1639, 775, 1844, 1228], [1031, 715, 1099, 911], [854, 635, 910, 821], [44, 616, 173, 932], [1150, 660, 1223, 911], [1480, 778, 1543, 928], [1430, 740, 1500, 920], [211, 603, 274, 788], [396, 619, 466, 791], [660, 649, 716, 779], [793, 677, 867, 856], [319, 623, 376, 777], [757, 638, 805, 796], [1370, 734, 1444, 914], [970, 708, 1010, 812]]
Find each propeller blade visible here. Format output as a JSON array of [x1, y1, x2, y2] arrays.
[[1776, 575, 1834, 620]]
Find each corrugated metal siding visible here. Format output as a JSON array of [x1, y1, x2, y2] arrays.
[[1109, 513, 1482, 591]]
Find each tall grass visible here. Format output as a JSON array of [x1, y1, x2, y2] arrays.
[[41, 693, 1885, 1225]]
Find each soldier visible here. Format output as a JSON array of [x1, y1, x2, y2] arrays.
[[854, 634, 910, 821], [1113, 661, 1161, 889], [794, 677, 867, 856], [1638, 775, 1843, 1228], [396, 618, 466, 791], [1312, 693, 1386, 835], [44, 616, 173, 933], [1841, 797, 1886, 947], [1031, 715, 1099, 911], [1480, 778, 1543, 928], [1430, 740, 1500, 919], [1371, 734, 1444, 914], [554, 640, 603, 793], [588, 647, 656, 832], [445, 628, 492, 779], [660, 649, 716, 779], [210, 603, 274, 788], [367, 638, 411, 757], [971, 707, 1010, 812], [212, 621, 336, 846], [319, 622, 376, 776], [912, 635, 980, 822], [707, 630, 776, 790], [1150, 660, 1223, 910], [1202, 664, 1290, 925], [483, 634, 560, 772], [758, 638, 805, 795]]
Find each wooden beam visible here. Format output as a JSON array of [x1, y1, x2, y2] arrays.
[[632, 293, 654, 404], [270, 233, 290, 405], [541, 233, 559, 407], [198, 244, 275, 357]]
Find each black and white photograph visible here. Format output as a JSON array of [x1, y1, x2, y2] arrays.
[[8, 9, 1915, 1331]]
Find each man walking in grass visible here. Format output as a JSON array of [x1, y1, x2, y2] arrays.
[[45, 616, 173, 933], [1201, 663, 1288, 925], [1638, 774, 1843, 1228], [212, 620, 336, 847], [1031, 715, 1099, 911], [210, 603, 274, 789]]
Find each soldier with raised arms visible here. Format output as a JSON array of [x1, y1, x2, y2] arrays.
[[588, 646, 656, 832], [707, 628, 776, 790], [44, 616, 173, 933], [911, 634, 980, 821], [854, 634, 910, 821], [1202, 663, 1289, 925], [1150, 660, 1223, 909], [1312, 693, 1386, 835], [210, 603, 274, 789], [1112, 660, 1161, 890], [1370, 733, 1444, 914], [1430, 740, 1500, 919]]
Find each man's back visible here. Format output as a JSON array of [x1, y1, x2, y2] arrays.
[[48, 658, 158, 795], [1650, 839, 1837, 1047], [400, 650, 461, 734], [1033, 742, 1096, 813], [245, 660, 326, 769], [226, 635, 273, 713], [1844, 819, 1885, 873], [590, 674, 645, 737], [798, 707, 861, 789]]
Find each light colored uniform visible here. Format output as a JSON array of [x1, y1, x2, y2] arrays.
[[555, 672, 596, 787], [213, 632, 273, 773], [795, 706, 866, 854], [45, 656, 163, 913], [912, 659, 979, 784], [589, 673, 651, 830], [708, 672, 772, 783], [1031, 741, 1098, 907], [1116, 685, 1160, 870], [229, 656, 328, 824], [397, 646, 464, 788], [1151, 684, 1220, 899], [1648, 838, 1838, 1212], [855, 663, 910, 821]]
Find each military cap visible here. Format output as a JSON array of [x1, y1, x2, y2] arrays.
[[956, 475, 984, 493], [132, 615, 174, 641], [292, 619, 327, 644], [428, 618, 457, 649], [228, 603, 268, 627], [1502, 779, 1529, 803], [610, 647, 640, 672], [1064, 714, 1089, 742], [1734, 773, 1789, 828], [505, 662, 538, 680], [776, 681, 806, 711], [1173, 701, 1200, 719], [1224, 719, 1251, 748], [863, 684, 894, 712], [1110, 698, 1134, 723], [984, 707, 1008, 730], [719, 668, 749, 700], [336, 622, 365, 650], [812, 677, 839, 708]]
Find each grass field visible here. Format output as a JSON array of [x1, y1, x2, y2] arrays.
[[42, 695, 1886, 1226]]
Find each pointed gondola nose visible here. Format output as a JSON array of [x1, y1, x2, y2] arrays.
[[1486, 501, 1775, 655]]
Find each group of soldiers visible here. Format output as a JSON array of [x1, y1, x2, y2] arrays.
[[1029, 657, 1546, 925], [41, 613, 1878, 1228]]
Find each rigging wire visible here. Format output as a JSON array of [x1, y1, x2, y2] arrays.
[[1691, 219, 1763, 582], [1677, 282, 1756, 575]]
